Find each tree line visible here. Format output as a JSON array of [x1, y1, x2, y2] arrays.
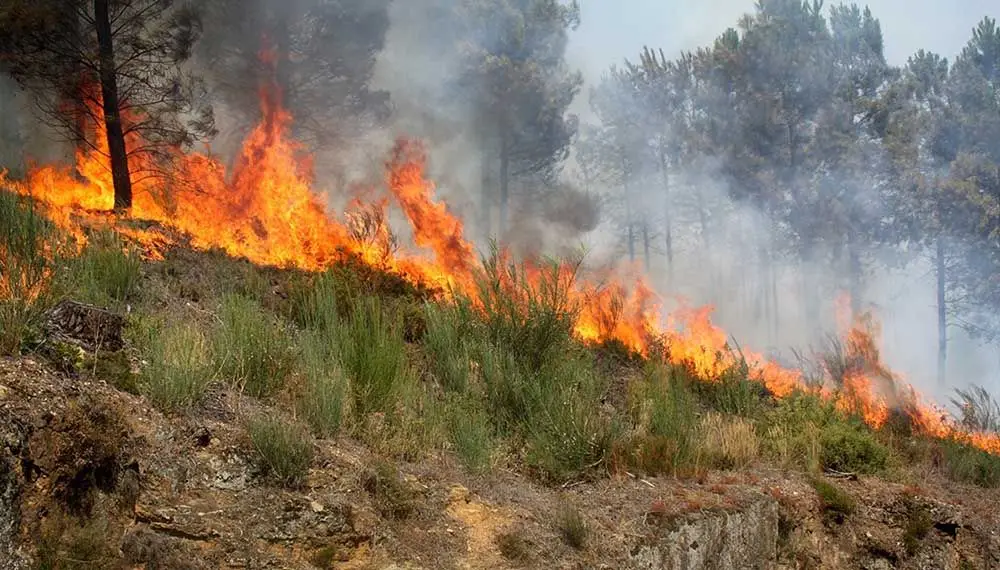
[[579, 1, 1000, 384]]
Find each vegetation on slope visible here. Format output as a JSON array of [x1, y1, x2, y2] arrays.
[[4, 191, 1000, 565]]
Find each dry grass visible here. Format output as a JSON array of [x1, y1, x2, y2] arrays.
[[698, 412, 760, 469]]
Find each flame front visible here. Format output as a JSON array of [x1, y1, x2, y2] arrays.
[[4, 74, 1000, 456]]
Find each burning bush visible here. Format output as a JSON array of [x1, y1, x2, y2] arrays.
[[0, 190, 65, 354]]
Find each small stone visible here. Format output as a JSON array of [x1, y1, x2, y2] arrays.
[[310, 501, 324, 513], [0, 385, 7, 399]]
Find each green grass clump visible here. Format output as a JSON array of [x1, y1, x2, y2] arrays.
[[942, 440, 1000, 488], [212, 294, 296, 398], [422, 302, 476, 392], [67, 230, 141, 306], [337, 295, 412, 420], [623, 362, 700, 476], [0, 191, 61, 355], [141, 322, 213, 413], [295, 331, 347, 437], [248, 416, 314, 488], [810, 477, 856, 523], [445, 395, 494, 472], [902, 500, 932, 555], [819, 421, 889, 474], [472, 246, 578, 372], [287, 270, 344, 332], [477, 341, 612, 481], [761, 390, 837, 471], [693, 357, 769, 419]]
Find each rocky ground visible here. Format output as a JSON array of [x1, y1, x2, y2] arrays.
[[2, 354, 999, 569]]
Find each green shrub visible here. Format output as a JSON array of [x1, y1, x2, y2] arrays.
[[472, 246, 578, 371], [287, 270, 344, 332], [819, 421, 889, 474], [761, 390, 837, 470], [295, 331, 346, 437], [422, 302, 476, 392], [446, 395, 493, 472], [476, 340, 612, 481], [902, 500, 932, 555], [248, 416, 314, 488], [810, 477, 856, 523], [141, 322, 213, 412], [337, 295, 412, 420], [212, 294, 296, 398], [0, 191, 60, 355], [625, 362, 700, 475], [694, 357, 768, 419], [942, 440, 1000, 488], [68, 230, 141, 306]]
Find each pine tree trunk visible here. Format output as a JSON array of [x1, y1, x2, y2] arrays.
[[658, 150, 673, 286], [936, 238, 947, 386], [622, 155, 635, 262], [480, 144, 493, 242], [94, 0, 132, 211], [846, 231, 862, 317], [642, 221, 651, 271], [499, 133, 510, 239]]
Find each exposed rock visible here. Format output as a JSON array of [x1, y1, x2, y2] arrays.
[[630, 497, 780, 570], [0, 418, 29, 570], [44, 299, 126, 352]]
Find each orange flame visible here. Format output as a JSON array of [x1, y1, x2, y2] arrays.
[[3, 69, 1000, 456]]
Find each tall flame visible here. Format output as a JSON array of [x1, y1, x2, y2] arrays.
[[3, 69, 1000, 456]]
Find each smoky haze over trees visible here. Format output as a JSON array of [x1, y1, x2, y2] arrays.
[[1, 1, 1000, 394]]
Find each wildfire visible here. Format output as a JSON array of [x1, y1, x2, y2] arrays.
[[3, 67, 1000, 457]]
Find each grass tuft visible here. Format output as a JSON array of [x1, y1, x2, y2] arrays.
[[445, 395, 494, 472], [68, 230, 141, 307], [141, 322, 213, 413], [810, 477, 856, 524], [213, 294, 296, 398], [0, 191, 61, 355], [555, 501, 588, 550], [496, 529, 532, 562], [247, 416, 314, 488], [422, 301, 476, 392], [295, 331, 347, 437], [699, 412, 759, 469], [472, 245, 578, 372], [337, 295, 412, 420], [622, 362, 699, 476]]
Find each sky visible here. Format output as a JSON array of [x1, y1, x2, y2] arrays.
[[568, 0, 999, 83]]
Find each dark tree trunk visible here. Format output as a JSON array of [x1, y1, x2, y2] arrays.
[[94, 0, 132, 211], [936, 237, 947, 386]]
